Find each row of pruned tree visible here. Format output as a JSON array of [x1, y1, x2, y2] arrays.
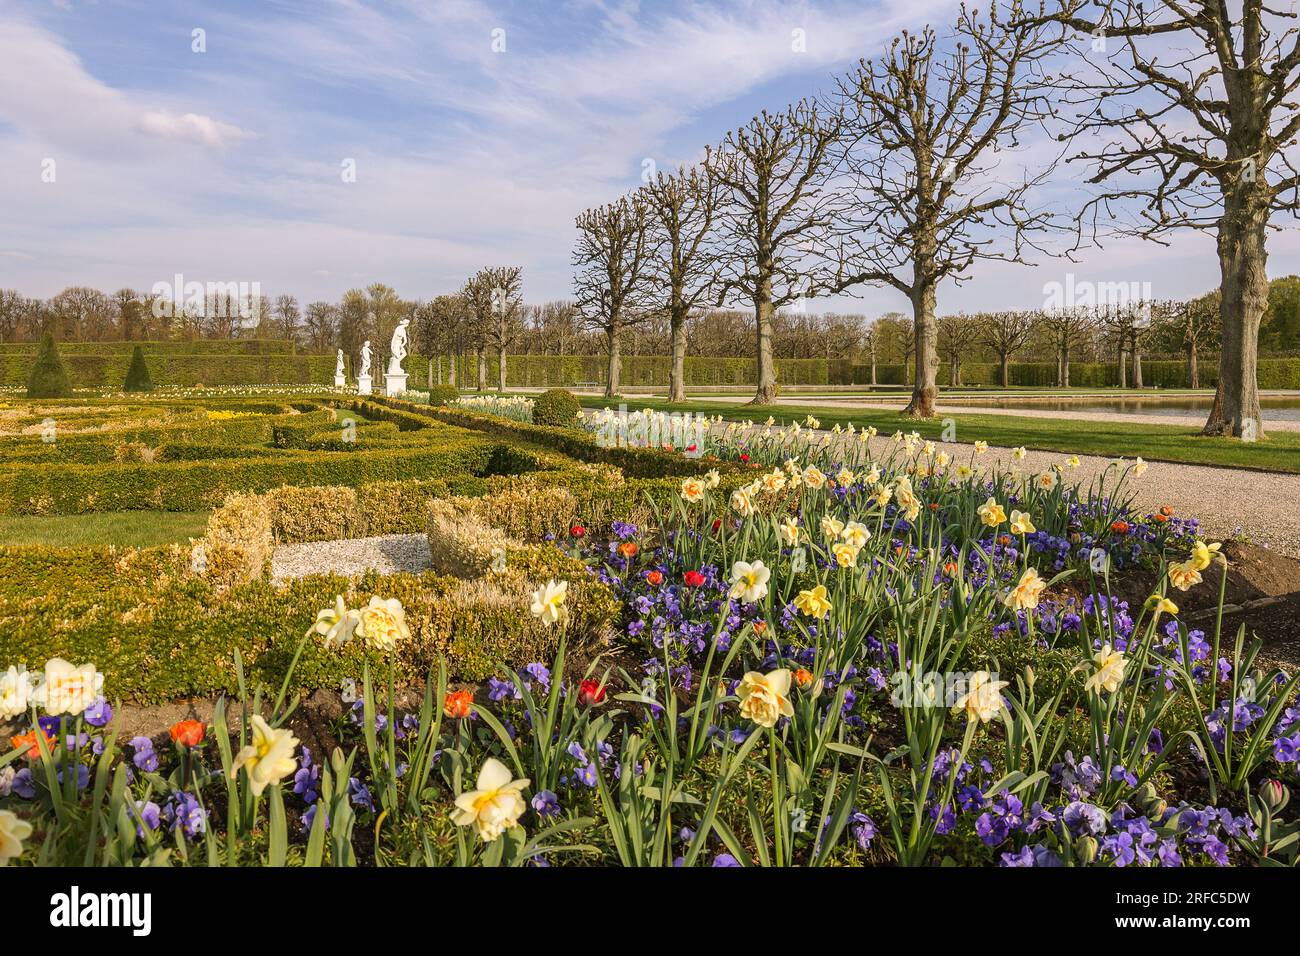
[[571, 0, 1300, 438]]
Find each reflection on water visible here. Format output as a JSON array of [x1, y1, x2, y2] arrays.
[[976, 396, 1300, 422]]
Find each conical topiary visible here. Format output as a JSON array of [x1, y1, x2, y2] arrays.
[[26, 332, 73, 398], [123, 345, 154, 392]]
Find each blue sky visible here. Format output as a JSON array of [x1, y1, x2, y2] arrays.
[[0, 0, 1280, 315]]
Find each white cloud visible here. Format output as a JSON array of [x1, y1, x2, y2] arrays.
[[136, 112, 254, 149]]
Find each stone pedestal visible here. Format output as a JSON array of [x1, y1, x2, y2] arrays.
[[384, 372, 408, 397], [357, 374, 372, 396], [334, 373, 346, 388]]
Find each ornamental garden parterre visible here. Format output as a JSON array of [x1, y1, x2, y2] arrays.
[[0, 390, 1297, 868]]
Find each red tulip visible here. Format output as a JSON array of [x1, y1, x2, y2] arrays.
[[578, 678, 606, 706], [683, 570, 706, 588], [169, 720, 206, 748]]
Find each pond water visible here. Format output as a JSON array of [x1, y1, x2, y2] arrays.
[[970, 395, 1300, 421]]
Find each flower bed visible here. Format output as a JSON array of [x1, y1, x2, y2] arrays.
[[3, 402, 1296, 868]]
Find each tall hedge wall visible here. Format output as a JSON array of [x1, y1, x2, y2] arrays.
[[0, 352, 338, 387], [851, 358, 1300, 390], [406, 354, 857, 388]]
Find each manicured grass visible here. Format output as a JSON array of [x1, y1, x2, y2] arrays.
[[580, 396, 1300, 473], [0, 510, 210, 548]]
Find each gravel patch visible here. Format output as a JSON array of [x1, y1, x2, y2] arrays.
[[272, 532, 430, 582]]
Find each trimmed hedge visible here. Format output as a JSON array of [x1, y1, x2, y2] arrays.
[[372, 396, 743, 480], [25, 333, 72, 398], [851, 357, 1300, 389], [533, 388, 580, 427], [408, 354, 857, 388], [122, 346, 154, 391], [0, 544, 617, 702], [1, 353, 339, 387]]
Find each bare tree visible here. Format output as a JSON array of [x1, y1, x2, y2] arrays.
[[475, 267, 523, 391], [705, 100, 845, 404], [572, 195, 653, 398], [1032, 0, 1300, 437], [303, 301, 338, 353], [272, 294, 302, 345], [981, 310, 1035, 386], [937, 313, 984, 386], [642, 165, 720, 402], [1172, 292, 1221, 389], [461, 272, 497, 391], [833, 2, 1063, 417], [1038, 306, 1096, 386]]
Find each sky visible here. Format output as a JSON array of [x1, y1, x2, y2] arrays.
[[0, 0, 1295, 317]]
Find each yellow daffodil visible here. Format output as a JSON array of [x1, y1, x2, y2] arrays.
[[1133, 457, 1149, 477], [1190, 540, 1222, 571], [778, 516, 800, 546], [0, 809, 33, 866], [728, 560, 770, 603], [231, 715, 299, 796], [1004, 567, 1047, 611], [680, 477, 706, 502], [803, 466, 826, 489], [1167, 560, 1202, 591], [974, 441, 989, 454], [529, 579, 569, 626], [309, 595, 360, 648], [355, 596, 411, 652], [1012, 446, 1027, 461], [978, 497, 1007, 527], [731, 488, 756, 517], [1036, 470, 1058, 491], [32, 658, 103, 717], [1145, 595, 1178, 618], [704, 469, 721, 489], [794, 584, 833, 619], [841, 520, 870, 548], [737, 669, 795, 728], [1084, 644, 1127, 695], [831, 542, 860, 568], [1009, 510, 1036, 535], [820, 515, 845, 540], [451, 757, 530, 842], [954, 671, 1008, 724]]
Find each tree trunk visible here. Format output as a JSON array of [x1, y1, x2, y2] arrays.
[[669, 300, 688, 402], [1203, 198, 1267, 438], [1132, 334, 1144, 389], [605, 318, 622, 399], [498, 348, 507, 392], [1118, 346, 1127, 389], [948, 356, 958, 387], [1060, 345, 1071, 388], [448, 352, 457, 387], [1000, 351, 1010, 388], [1188, 342, 1199, 390], [428, 357, 434, 387], [752, 289, 777, 405], [902, 277, 938, 418], [870, 347, 878, 387], [476, 347, 486, 391]]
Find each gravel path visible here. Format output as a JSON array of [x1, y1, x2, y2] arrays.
[[272, 532, 430, 582]]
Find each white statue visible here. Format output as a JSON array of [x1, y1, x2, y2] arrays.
[[387, 318, 409, 376], [334, 348, 345, 378], [359, 340, 372, 378]]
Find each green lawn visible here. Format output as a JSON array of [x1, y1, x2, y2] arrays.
[[0, 510, 210, 548], [579, 397, 1300, 473]]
